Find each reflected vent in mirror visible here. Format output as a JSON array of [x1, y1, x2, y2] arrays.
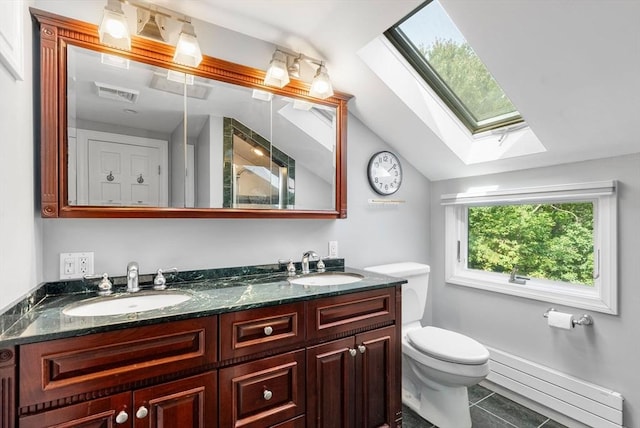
[[94, 81, 139, 103]]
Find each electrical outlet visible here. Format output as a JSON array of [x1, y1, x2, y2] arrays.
[[60, 252, 94, 279], [328, 241, 338, 258]]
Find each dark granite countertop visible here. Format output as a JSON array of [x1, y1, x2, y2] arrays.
[[0, 260, 405, 347]]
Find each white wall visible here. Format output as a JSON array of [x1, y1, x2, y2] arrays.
[[0, 2, 41, 313], [429, 154, 640, 426]]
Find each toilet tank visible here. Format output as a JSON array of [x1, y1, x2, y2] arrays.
[[364, 262, 430, 325]]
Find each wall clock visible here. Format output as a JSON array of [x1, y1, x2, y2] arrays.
[[367, 151, 403, 195]]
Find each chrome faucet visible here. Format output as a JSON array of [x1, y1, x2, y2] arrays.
[[127, 261, 140, 292], [301, 250, 320, 274]]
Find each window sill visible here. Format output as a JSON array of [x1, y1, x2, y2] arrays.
[[446, 270, 616, 314]]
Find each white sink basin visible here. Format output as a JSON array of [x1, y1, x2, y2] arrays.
[[289, 272, 364, 286], [63, 291, 192, 317]]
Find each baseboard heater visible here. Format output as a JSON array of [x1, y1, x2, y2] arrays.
[[486, 346, 624, 428]]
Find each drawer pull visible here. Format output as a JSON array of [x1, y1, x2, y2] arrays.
[[358, 345, 366, 354], [263, 389, 273, 400], [349, 348, 357, 357], [264, 326, 274, 336], [136, 406, 148, 419], [115, 410, 129, 424]]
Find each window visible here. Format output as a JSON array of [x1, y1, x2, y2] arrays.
[[384, 0, 524, 133], [443, 181, 617, 314]]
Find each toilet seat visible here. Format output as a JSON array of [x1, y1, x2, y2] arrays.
[[407, 326, 489, 365]]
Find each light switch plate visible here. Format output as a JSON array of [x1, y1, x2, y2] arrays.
[[328, 241, 338, 258]]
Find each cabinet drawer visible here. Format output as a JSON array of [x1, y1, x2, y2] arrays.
[[19, 316, 217, 408], [219, 349, 305, 428], [220, 302, 304, 360], [306, 288, 396, 340], [19, 392, 131, 428]]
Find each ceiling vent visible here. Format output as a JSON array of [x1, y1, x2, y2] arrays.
[[94, 81, 140, 103]]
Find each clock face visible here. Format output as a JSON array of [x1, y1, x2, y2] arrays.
[[367, 151, 403, 195]]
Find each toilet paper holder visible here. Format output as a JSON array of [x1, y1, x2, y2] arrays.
[[543, 308, 593, 327]]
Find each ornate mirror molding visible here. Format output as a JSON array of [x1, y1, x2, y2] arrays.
[[32, 8, 350, 219]]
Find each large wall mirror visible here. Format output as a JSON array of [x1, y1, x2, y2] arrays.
[[33, 9, 350, 219]]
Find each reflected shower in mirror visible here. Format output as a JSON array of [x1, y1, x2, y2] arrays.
[[67, 45, 337, 211]]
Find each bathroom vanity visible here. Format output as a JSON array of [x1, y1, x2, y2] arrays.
[[0, 261, 404, 427]]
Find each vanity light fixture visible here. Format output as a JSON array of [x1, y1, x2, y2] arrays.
[[97, 0, 203, 68], [173, 21, 203, 67], [309, 62, 334, 99], [263, 48, 335, 99], [264, 50, 290, 88], [288, 55, 302, 79], [98, 0, 131, 50]]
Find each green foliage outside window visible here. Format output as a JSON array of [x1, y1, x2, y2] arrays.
[[467, 203, 595, 286]]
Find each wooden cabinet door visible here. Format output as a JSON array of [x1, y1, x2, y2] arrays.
[[19, 392, 131, 428], [132, 372, 216, 428], [355, 326, 398, 428], [306, 336, 356, 428]]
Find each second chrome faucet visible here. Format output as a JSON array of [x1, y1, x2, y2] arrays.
[[301, 250, 325, 274], [126, 261, 140, 292]]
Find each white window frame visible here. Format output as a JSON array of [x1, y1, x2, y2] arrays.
[[442, 181, 617, 314]]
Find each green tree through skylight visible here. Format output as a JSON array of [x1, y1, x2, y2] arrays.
[[386, 0, 524, 132], [421, 39, 518, 123]]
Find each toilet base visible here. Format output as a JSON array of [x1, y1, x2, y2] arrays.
[[402, 383, 472, 428]]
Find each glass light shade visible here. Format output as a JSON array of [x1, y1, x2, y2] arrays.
[[98, 6, 131, 50], [264, 51, 290, 88], [173, 23, 203, 67], [309, 64, 334, 99]]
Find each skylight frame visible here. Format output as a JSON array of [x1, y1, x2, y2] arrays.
[[384, 1, 525, 134]]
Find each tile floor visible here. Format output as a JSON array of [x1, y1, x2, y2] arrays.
[[402, 384, 568, 428]]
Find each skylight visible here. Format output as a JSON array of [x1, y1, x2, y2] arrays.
[[385, 0, 524, 133]]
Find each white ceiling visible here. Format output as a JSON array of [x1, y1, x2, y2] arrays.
[[152, 0, 640, 181]]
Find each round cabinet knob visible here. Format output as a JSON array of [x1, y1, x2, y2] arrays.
[[136, 406, 149, 419], [349, 348, 357, 357], [263, 389, 273, 400], [263, 326, 273, 336], [115, 410, 129, 424], [358, 345, 366, 354]]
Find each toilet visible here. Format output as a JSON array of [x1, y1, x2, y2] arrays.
[[364, 262, 490, 428]]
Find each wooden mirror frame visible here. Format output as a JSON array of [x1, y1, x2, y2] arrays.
[[32, 8, 350, 219]]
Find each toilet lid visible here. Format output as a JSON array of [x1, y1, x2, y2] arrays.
[[407, 326, 489, 365]]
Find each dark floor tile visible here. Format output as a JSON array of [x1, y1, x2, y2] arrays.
[[402, 404, 435, 427], [468, 384, 494, 404], [474, 393, 548, 428], [470, 406, 515, 428], [540, 419, 568, 428]]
